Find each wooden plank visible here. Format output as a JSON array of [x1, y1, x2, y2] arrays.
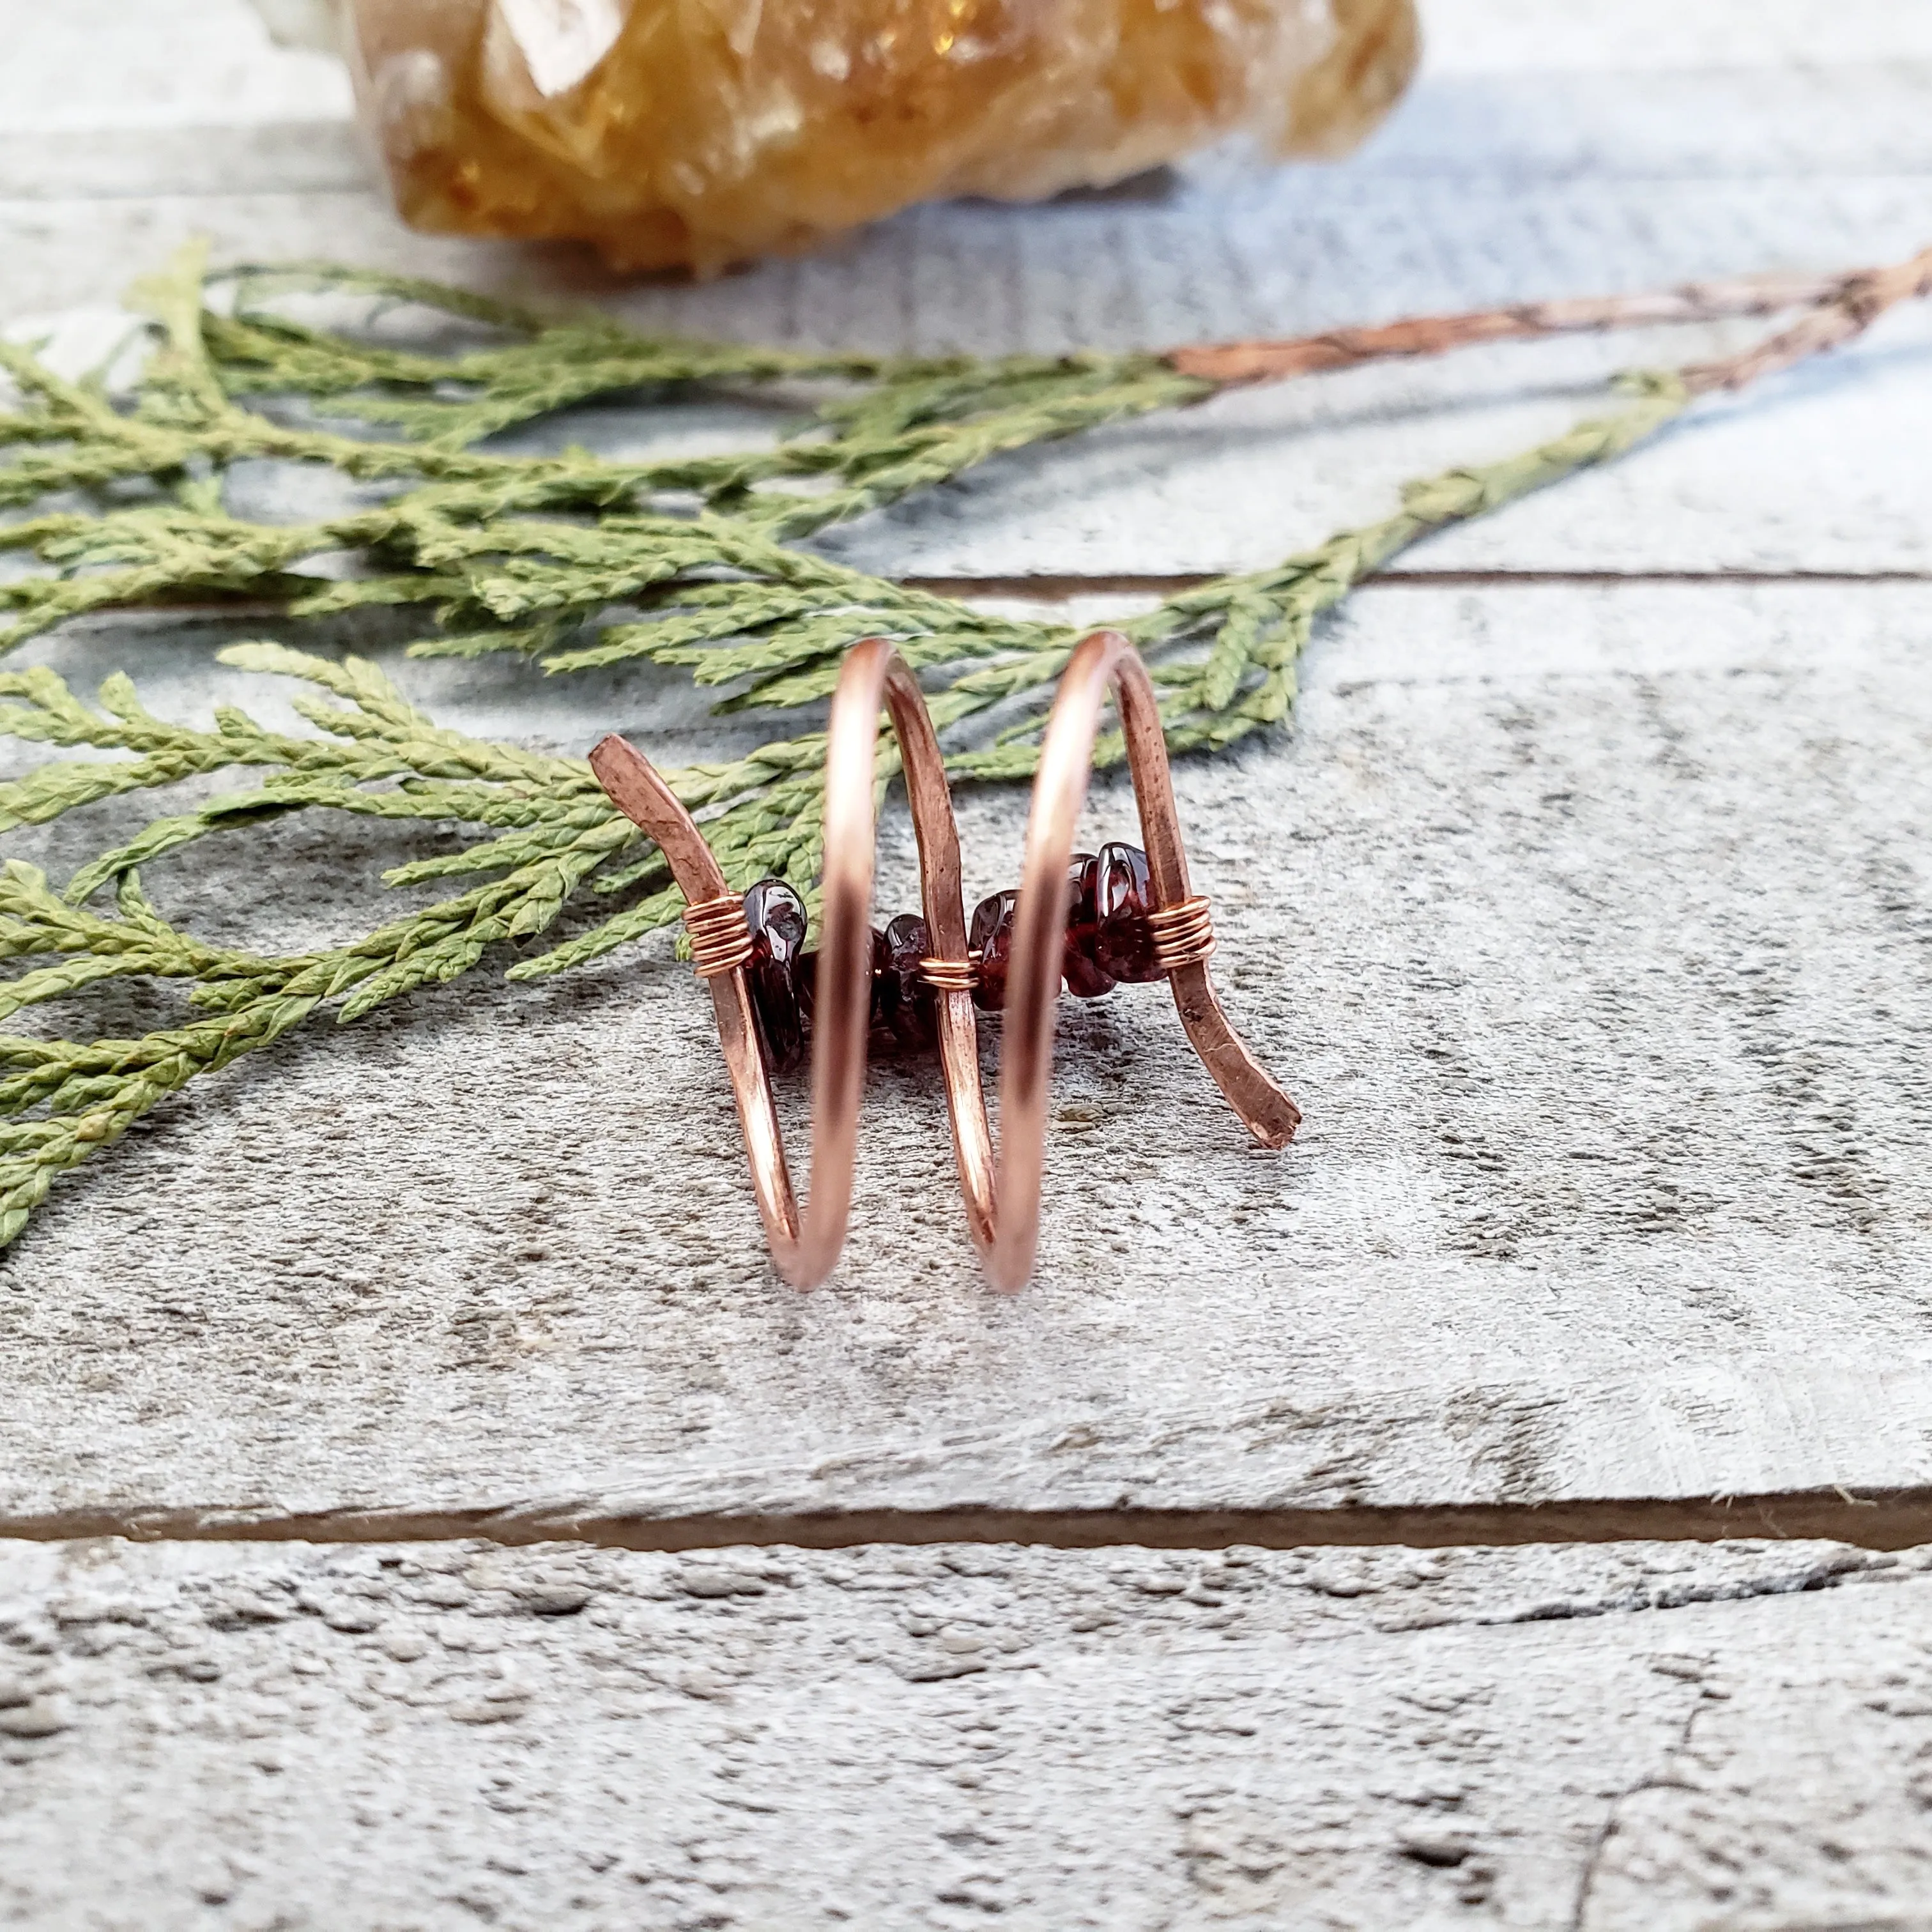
[[0, 126, 370, 201], [0, 0, 353, 134], [815, 292, 1932, 580], [0, 0, 362, 200], [1361, 63, 1932, 181], [14, 174, 1931, 345], [8, 173, 1932, 579], [8, 60, 1931, 203], [6, 10, 1930, 587], [1418, 0, 1932, 72], [3, 579, 1931, 1528], [0, 191, 537, 321], [3, 1533, 1931, 1926]]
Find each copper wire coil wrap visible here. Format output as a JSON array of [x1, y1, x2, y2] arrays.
[[1148, 896, 1217, 973], [588, 631, 1300, 1292], [918, 955, 981, 995], [682, 893, 756, 977]]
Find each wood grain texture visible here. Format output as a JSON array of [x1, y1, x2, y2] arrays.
[[10, 62, 1931, 203], [1417, 0, 1932, 72], [817, 293, 1932, 580], [6, 1, 1932, 1912], [10, 178, 1932, 580], [4, 1534, 1932, 1929], [3, 579, 1929, 1528], [6, 3, 1929, 592], [0, 0, 352, 137]]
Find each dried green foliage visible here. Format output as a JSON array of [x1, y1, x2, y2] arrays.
[[0, 241, 1694, 1246]]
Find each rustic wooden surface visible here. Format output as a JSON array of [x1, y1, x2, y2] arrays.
[[10, 1534, 1932, 1931], [7, 580, 1932, 1539], [3, 1, 1932, 1924]]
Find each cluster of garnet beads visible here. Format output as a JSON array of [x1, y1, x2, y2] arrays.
[[739, 841, 1163, 1071]]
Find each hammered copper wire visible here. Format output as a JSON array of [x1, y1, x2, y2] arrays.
[[986, 629, 1300, 1289], [590, 638, 979, 1289], [587, 733, 804, 1265], [588, 630, 1298, 1293]]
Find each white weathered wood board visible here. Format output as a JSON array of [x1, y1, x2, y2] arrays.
[[5, 2, 1930, 581], [6, 2, 1932, 1920], [4, 579, 1931, 1528], [5, 1534, 1932, 1930], [12, 189, 1932, 580]]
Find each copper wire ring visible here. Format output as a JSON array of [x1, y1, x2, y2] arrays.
[[682, 893, 756, 977], [588, 630, 1299, 1294], [1148, 895, 1216, 973], [591, 638, 972, 1292]]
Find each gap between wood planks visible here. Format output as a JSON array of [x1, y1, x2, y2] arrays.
[[4, 1489, 1931, 1554]]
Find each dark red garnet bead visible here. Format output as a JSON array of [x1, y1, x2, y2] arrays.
[[740, 841, 1163, 1059], [881, 913, 939, 1050], [969, 889, 1018, 1011], [1091, 841, 1163, 983], [794, 944, 816, 1028], [864, 925, 898, 1043], [792, 928, 907, 1055], [1062, 850, 1117, 1000], [742, 878, 809, 1071]]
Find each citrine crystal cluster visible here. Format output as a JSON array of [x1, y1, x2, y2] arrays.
[[344, 0, 1418, 273]]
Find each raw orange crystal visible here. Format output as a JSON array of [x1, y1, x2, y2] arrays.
[[345, 0, 1418, 273]]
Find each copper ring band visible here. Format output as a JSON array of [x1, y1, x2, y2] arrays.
[[918, 955, 980, 994], [588, 631, 1299, 1296], [1148, 895, 1216, 973], [987, 631, 1301, 1289], [682, 892, 755, 977], [591, 638, 974, 1292]]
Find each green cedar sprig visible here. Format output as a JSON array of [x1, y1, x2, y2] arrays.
[[0, 242, 1695, 1246]]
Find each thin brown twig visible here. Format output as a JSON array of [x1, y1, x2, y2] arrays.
[[1165, 264, 1866, 388], [1681, 243, 1932, 393]]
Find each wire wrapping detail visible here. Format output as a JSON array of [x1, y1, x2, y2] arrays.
[[918, 954, 981, 994], [1148, 896, 1216, 973], [588, 631, 1300, 1293], [683, 893, 756, 977]]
